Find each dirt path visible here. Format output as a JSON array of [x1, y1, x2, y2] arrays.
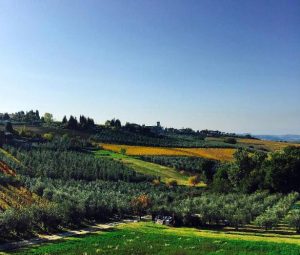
[[0, 219, 135, 254]]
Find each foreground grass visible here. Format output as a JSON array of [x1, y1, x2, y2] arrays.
[[8, 222, 300, 255], [95, 150, 206, 186]]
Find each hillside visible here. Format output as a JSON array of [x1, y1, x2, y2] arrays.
[[0, 149, 45, 211]]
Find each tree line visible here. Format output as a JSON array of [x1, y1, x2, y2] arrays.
[[212, 146, 300, 194]]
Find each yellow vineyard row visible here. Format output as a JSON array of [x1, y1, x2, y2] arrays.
[[100, 143, 235, 161]]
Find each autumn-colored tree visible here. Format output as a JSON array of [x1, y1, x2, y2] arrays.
[[188, 175, 200, 187], [131, 194, 152, 220]]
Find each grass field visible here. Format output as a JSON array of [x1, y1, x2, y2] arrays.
[[95, 150, 206, 187], [8, 222, 300, 255], [100, 144, 235, 161]]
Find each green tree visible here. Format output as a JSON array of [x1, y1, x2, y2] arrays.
[[285, 209, 300, 233], [265, 147, 300, 193], [4, 121, 14, 133], [62, 115, 68, 124], [44, 113, 53, 123]]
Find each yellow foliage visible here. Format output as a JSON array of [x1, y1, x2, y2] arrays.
[[188, 175, 200, 187], [100, 143, 235, 161], [43, 133, 54, 141]]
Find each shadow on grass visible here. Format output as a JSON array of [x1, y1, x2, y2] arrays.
[[182, 224, 300, 239], [0, 227, 118, 253]]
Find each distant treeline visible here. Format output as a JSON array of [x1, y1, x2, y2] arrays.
[[91, 129, 237, 148]]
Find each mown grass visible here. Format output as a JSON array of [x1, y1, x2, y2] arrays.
[[94, 150, 206, 187], [99, 143, 235, 161], [9, 222, 300, 255]]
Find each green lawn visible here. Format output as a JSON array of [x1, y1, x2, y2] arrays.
[[94, 150, 206, 186], [9, 222, 300, 255]]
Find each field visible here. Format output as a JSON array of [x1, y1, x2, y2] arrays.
[[100, 144, 235, 161], [237, 138, 300, 151], [95, 150, 206, 186], [8, 222, 300, 255], [205, 137, 300, 152]]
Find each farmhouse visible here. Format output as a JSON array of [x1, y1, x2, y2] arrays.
[[146, 122, 164, 135]]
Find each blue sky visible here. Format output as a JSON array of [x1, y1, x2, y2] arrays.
[[0, 0, 299, 134]]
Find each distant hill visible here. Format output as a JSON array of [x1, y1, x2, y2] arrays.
[[254, 135, 300, 142]]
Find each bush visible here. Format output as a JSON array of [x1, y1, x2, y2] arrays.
[[43, 133, 54, 141], [224, 137, 237, 144]]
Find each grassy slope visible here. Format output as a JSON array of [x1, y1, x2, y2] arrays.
[[95, 150, 206, 187], [9, 222, 300, 255]]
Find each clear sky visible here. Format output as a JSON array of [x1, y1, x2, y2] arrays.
[[0, 0, 299, 134]]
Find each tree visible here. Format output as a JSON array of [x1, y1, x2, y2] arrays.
[[67, 116, 78, 129], [3, 113, 10, 120], [188, 175, 200, 187], [62, 116, 68, 125], [285, 209, 300, 233], [115, 119, 121, 128], [224, 137, 237, 144], [212, 164, 232, 193], [131, 194, 152, 220], [43, 133, 54, 141], [166, 179, 178, 187], [254, 210, 280, 230], [44, 113, 53, 123], [265, 147, 300, 193], [4, 122, 14, 133], [35, 110, 40, 120], [120, 148, 127, 155]]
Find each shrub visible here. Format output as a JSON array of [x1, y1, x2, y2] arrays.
[[224, 138, 237, 144], [43, 133, 54, 141]]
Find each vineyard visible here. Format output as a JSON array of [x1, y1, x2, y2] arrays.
[[0, 184, 45, 211], [0, 160, 16, 176], [100, 143, 235, 161], [237, 138, 300, 151], [0, 149, 46, 211]]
